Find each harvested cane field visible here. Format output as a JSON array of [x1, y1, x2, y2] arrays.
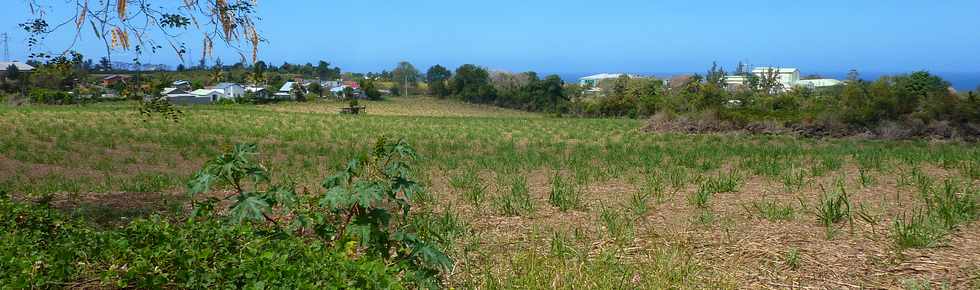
[[1, 97, 978, 289]]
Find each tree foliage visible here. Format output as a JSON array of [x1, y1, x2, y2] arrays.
[[21, 0, 262, 64], [425, 65, 452, 97]]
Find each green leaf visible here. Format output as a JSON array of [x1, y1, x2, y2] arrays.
[[353, 181, 385, 208], [320, 186, 354, 209], [269, 185, 297, 208], [229, 194, 271, 224], [187, 172, 216, 195]]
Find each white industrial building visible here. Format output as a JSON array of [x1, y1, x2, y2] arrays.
[[723, 67, 842, 92]]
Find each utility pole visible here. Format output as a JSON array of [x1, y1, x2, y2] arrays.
[[2, 33, 9, 61]]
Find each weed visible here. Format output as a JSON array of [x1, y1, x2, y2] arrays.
[[643, 173, 666, 201], [451, 170, 487, 207], [549, 173, 582, 212], [549, 231, 576, 258], [748, 198, 796, 221], [493, 175, 535, 216], [599, 206, 634, 244], [784, 248, 801, 270], [855, 203, 882, 235], [690, 186, 712, 209], [781, 168, 806, 192], [858, 168, 876, 188], [892, 210, 945, 249], [693, 209, 715, 225], [924, 179, 978, 230], [814, 183, 852, 237], [629, 191, 653, 218]]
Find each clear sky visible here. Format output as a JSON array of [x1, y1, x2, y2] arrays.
[[2, 0, 979, 75]]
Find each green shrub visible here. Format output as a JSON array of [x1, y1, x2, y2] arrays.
[[29, 88, 74, 105]]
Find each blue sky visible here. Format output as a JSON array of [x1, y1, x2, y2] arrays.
[[2, 0, 979, 75]]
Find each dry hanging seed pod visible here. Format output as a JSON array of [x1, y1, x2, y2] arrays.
[[117, 0, 126, 19]]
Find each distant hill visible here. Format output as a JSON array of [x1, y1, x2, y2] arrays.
[[110, 61, 171, 72]]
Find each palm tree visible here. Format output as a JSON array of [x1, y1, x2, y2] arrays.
[[208, 67, 224, 86]]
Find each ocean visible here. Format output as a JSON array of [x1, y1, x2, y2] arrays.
[[553, 72, 980, 92]]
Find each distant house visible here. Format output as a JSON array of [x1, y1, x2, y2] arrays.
[[161, 87, 187, 96], [0, 61, 35, 78], [322, 80, 342, 89], [212, 83, 245, 99], [102, 75, 132, 86], [723, 67, 841, 91], [164, 87, 213, 105], [330, 85, 363, 99], [245, 86, 271, 99], [275, 82, 301, 99], [343, 81, 360, 90], [723, 75, 751, 90], [189, 89, 225, 102], [579, 73, 636, 90], [172, 80, 191, 90], [751, 67, 800, 90], [795, 79, 843, 89]]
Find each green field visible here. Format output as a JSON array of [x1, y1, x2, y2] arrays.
[[1, 97, 978, 288]]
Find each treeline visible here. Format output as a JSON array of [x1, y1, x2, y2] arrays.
[[424, 64, 566, 113], [418, 62, 980, 138]]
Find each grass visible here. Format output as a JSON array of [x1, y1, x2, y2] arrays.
[[893, 178, 978, 249], [492, 175, 535, 216], [451, 169, 487, 208], [2, 99, 979, 288], [600, 206, 635, 244], [549, 173, 582, 212], [815, 183, 852, 231], [747, 198, 797, 221], [784, 248, 802, 270]]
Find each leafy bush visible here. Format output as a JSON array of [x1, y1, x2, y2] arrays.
[[29, 88, 74, 104]]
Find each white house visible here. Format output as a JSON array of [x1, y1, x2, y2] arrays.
[[211, 83, 245, 99], [795, 79, 843, 89], [243, 86, 270, 99], [161, 87, 186, 96], [0, 61, 35, 78], [275, 82, 305, 99], [723, 75, 751, 89], [190, 89, 225, 102], [751, 67, 800, 89], [172, 80, 191, 90], [579, 73, 643, 92], [723, 67, 841, 92]]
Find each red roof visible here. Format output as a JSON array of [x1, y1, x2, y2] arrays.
[[343, 81, 360, 89]]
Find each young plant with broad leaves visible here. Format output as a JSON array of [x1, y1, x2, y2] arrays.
[[186, 137, 451, 287]]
